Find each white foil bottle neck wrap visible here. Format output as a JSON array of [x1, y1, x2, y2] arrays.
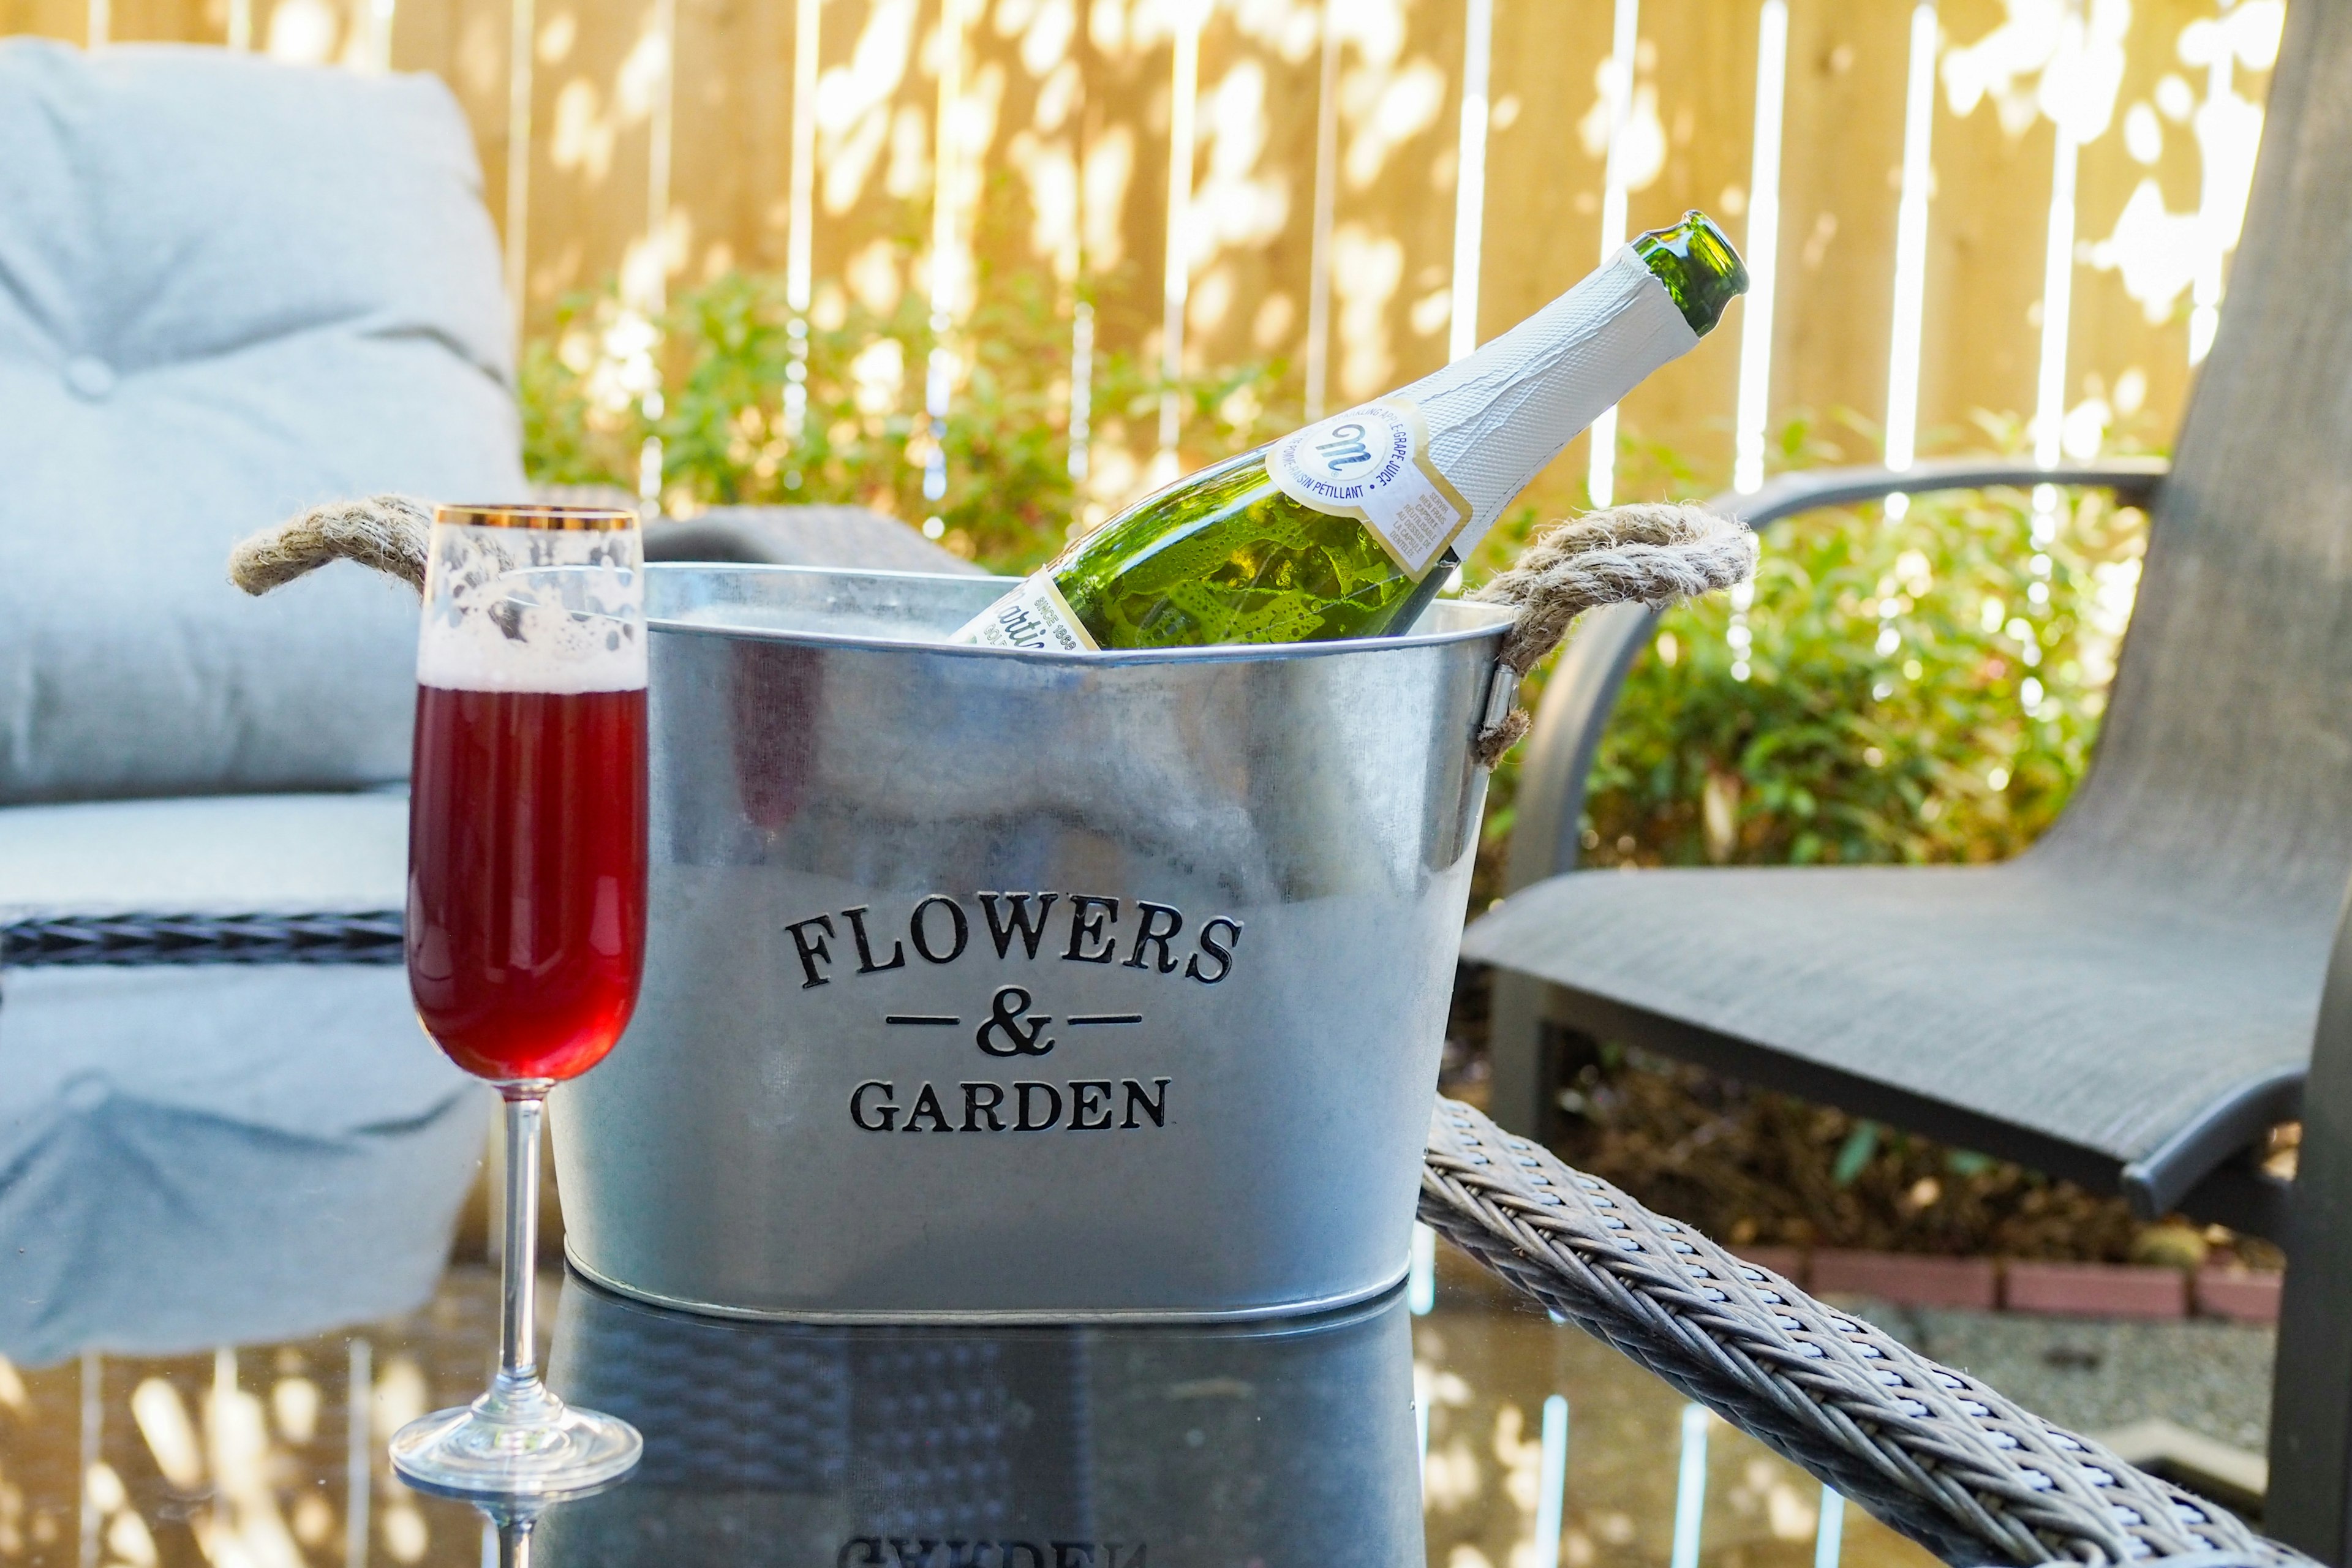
[[1401, 246, 1698, 557], [416, 522, 648, 693]]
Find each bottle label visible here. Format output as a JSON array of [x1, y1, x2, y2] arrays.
[[1265, 398, 1472, 577], [949, 572, 1102, 652]]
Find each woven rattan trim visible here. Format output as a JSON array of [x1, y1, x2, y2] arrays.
[[1418, 1096, 2309, 1568], [0, 912, 404, 967]]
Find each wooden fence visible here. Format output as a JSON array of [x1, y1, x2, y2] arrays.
[[4, 0, 2281, 518]]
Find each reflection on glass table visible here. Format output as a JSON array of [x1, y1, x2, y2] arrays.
[[0, 1234, 1942, 1568]]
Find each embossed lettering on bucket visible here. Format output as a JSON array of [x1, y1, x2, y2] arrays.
[[553, 565, 1511, 1321]]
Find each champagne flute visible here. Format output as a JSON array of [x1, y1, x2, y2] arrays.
[[390, 502, 649, 1494]]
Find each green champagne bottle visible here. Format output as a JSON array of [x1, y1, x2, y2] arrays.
[[953, 211, 1746, 652]]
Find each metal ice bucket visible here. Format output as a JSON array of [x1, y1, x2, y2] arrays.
[[554, 564, 1512, 1321]]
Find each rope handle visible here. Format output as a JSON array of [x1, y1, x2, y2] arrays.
[[229, 494, 432, 597], [230, 494, 1757, 765], [1466, 502, 1756, 766]]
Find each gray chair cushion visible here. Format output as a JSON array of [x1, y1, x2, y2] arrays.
[[0, 39, 524, 804], [1461, 859, 2332, 1178]]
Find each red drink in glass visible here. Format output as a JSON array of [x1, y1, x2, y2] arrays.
[[407, 685, 649, 1082], [389, 500, 649, 1498]]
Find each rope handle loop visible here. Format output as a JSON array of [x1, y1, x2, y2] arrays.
[[1466, 501, 1757, 766], [229, 494, 433, 597]]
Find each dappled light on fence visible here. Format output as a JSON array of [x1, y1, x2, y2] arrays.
[[26, 0, 2277, 525]]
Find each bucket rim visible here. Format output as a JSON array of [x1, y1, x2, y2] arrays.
[[645, 561, 1516, 666]]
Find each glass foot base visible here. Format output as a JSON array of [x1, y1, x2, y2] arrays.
[[389, 1379, 641, 1498]]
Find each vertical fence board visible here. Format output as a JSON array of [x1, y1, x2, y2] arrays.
[[516, 0, 655, 331], [2068, 0, 2269, 458], [671, 0, 796, 281], [0, 0, 85, 39], [1180, 4, 1319, 420], [1918, 0, 2049, 458], [105, 0, 216, 42], [809, 0, 937, 327], [1613, 0, 1762, 493], [1321, 0, 1461, 415], [967, 0, 1052, 298], [1478, 0, 1612, 519], [394, 0, 516, 272], [1096, 4, 1170, 372], [1771, 0, 1912, 464], [1066, 0, 1168, 496]]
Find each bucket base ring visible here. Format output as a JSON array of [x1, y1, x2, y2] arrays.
[[561, 1246, 1411, 1327]]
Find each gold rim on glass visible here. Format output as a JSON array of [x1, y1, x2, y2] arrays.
[[433, 502, 639, 532]]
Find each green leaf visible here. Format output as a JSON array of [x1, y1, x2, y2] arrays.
[[1832, 1121, 1881, 1187]]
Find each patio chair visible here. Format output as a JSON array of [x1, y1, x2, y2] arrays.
[[0, 38, 525, 1354], [1460, 0, 2352, 1553]]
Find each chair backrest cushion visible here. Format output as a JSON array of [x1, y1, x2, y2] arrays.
[[0, 39, 523, 804]]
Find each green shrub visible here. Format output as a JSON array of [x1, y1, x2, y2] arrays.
[[522, 251, 1288, 576], [1579, 427, 2149, 872]]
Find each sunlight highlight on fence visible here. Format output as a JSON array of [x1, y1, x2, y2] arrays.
[[1585, 0, 1641, 510], [345, 1338, 372, 1568], [924, 0, 974, 516], [783, 0, 821, 440], [1531, 1393, 1570, 1568], [1669, 1401, 1709, 1568], [1447, 0, 1492, 365], [1154, 1, 1206, 484], [77, 1352, 98, 1568], [1731, 0, 1787, 497], [501, 0, 533, 364], [360, 0, 391, 71], [1302, 0, 1341, 422], [1815, 1484, 1846, 1568], [1882, 0, 1939, 521], [2030, 1, 2109, 476]]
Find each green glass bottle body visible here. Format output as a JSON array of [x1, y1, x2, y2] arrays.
[[1053, 446, 1453, 647], [956, 211, 1747, 653]]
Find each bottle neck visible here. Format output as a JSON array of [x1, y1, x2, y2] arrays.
[[1632, 211, 1749, 336]]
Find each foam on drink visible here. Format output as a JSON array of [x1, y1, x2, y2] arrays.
[[416, 520, 647, 693]]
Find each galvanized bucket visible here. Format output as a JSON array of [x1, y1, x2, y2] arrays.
[[554, 564, 1512, 1321]]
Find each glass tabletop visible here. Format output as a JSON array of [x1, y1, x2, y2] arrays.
[[0, 1193, 1945, 1568]]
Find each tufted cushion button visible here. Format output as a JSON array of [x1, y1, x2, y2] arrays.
[[61, 1071, 113, 1110], [62, 353, 116, 400]]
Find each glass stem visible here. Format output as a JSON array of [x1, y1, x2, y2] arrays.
[[496, 1512, 535, 1568], [497, 1085, 552, 1395]]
